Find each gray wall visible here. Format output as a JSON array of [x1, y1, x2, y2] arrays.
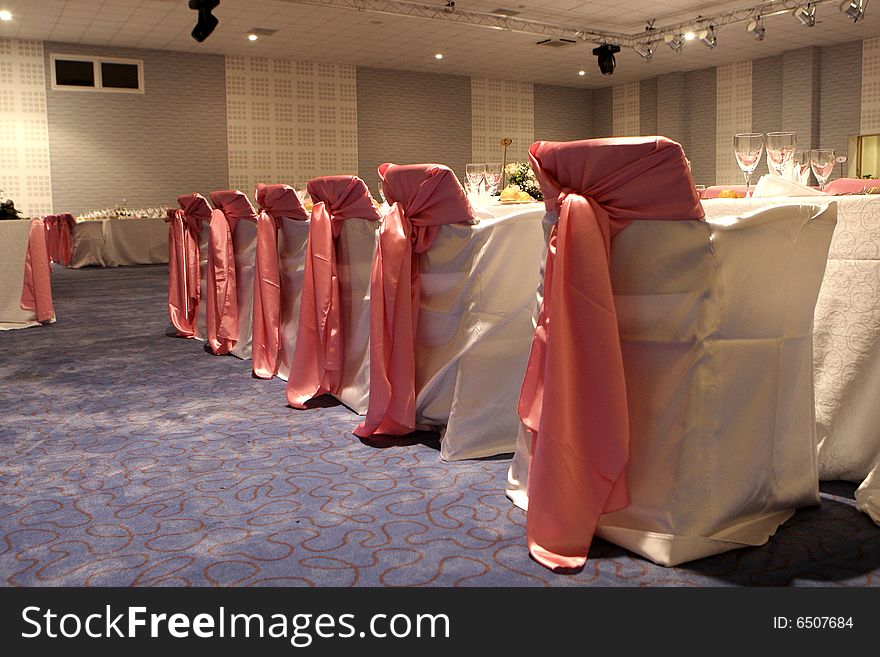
[[534, 84, 592, 142], [44, 43, 228, 214], [820, 41, 862, 180], [591, 87, 613, 137], [639, 77, 658, 136], [357, 67, 472, 193], [685, 67, 717, 187], [751, 55, 783, 177]]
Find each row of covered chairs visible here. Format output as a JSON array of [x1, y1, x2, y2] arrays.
[[167, 137, 838, 571]]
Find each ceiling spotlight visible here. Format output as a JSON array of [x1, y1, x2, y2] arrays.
[[0, 10, 11, 21], [435, 53, 443, 60], [634, 43, 654, 61], [683, 31, 696, 41], [664, 34, 684, 52], [247, 33, 258, 41], [697, 26, 717, 48], [592, 44, 620, 76], [840, 0, 866, 22], [795, 4, 817, 26], [578, 70, 586, 76], [189, 0, 220, 43], [746, 17, 766, 41]]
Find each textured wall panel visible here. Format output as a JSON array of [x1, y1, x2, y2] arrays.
[[592, 87, 613, 137], [45, 42, 227, 214], [822, 41, 861, 181], [639, 77, 658, 137], [612, 81, 640, 136], [356, 67, 471, 194], [0, 39, 52, 217], [715, 61, 752, 185], [533, 84, 592, 143], [226, 57, 357, 196], [471, 78, 533, 164]]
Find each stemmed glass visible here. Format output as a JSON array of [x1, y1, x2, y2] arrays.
[[484, 163, 502, 196], [465, 163, 486, 198], [810, 149, 836, 192], [733, 133, 764, 198], [766, 131, 797, 177]]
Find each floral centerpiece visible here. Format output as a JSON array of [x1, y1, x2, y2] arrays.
[[503, 162, 543, 201]]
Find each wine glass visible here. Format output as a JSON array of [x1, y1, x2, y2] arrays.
[[465, 163, 485, 198], [766, 131, 797, 177], [810, 149, 835, 192], [792, 150, 810, 184], [733, 133, 764, 198], [484, 163, 502, 196]]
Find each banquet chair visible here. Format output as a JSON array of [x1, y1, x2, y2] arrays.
[[55, 213, 75, 267], [206, 190, 260, 358], [353, 163, 545, 460], [506, 136, 837, 569], [0, 216, 54, 330], [251, 183, 309, 379], [43, 214, 59, 264], [172, 193, 212, 339], [285, 175, 380, 405]]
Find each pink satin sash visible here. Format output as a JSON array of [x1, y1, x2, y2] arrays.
[[57, 213, 74, 266], [20, 217, 54, 323], [353, 163, 475, 437], [206, 190, 257, 355], [286, 175, 380, 406], [520, 137, 704, 570], [167, 194, 210, 338], [252, 183, 308, 379]]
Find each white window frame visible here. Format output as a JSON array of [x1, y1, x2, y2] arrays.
[[50, 54, 145, 94]]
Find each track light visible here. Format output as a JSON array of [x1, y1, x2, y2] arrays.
[[840, 0, 866, 22], [634, 43, 654, 61], [795, 4, 817, 26], [697, 26, 717, 48], [746, 17, 766, 41], [189, 0, 220, 43], [664, 33, 684, 53], [592, 44, 620, 76]]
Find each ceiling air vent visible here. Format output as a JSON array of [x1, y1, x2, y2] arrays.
[[491, 7, 521, 16], [535, 38, 577, 48], [248, 27, 278, 36]]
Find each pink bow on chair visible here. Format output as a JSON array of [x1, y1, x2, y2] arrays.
[[166, 194, 211, 338], [520, 137, 704, 570], [207, 190, 257, 355], [286, 175, 380, 406], [252, 183, 308, 379], [354, 163, 475, 438]]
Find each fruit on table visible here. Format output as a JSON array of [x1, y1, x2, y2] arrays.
[[718, 189, 742, 198]]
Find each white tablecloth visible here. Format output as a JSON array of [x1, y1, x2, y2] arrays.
[[70, 217, 168, 268], [703, 195, 880, 525], [0, 219, 41, 330]]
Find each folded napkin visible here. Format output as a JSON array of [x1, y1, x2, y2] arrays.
[[752, 174, 825, 198]]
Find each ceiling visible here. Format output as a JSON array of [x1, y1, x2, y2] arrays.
[[1, 0, 879, 87]]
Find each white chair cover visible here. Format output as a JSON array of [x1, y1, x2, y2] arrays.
[[509, 202, 837, 565]]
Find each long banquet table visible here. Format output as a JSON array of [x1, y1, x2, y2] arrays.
[[70, 216, 168, 268], [702, 195, 880, 524]]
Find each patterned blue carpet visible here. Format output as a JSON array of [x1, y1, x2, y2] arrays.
[[0, 264, 878, 587]]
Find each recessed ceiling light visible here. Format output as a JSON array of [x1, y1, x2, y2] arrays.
[[247, 33, 258, 41], [435, 53, 443, 60], [683, 31, 696, 40], [0, 10, 12, 21], [578, 70, 586, 76]]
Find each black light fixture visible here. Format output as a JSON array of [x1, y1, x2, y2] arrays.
[[592, 44, 620, 76], [189, 0, 220, 42], [840, 0, 866, 22], [794, 4, 817, 26]]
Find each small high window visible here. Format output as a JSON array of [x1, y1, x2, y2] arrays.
[[50, 55, 144, 93]]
